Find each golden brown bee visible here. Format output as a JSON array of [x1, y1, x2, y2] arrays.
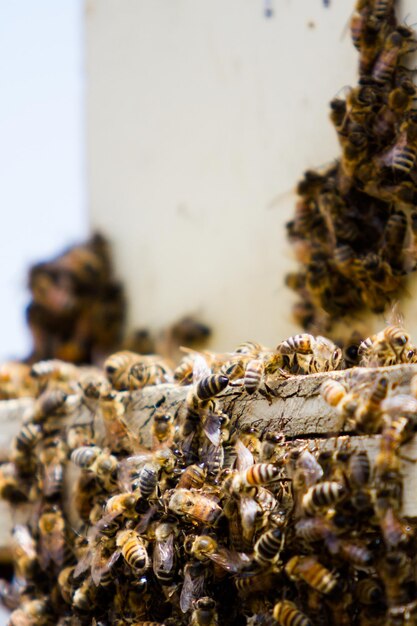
[[12, 524, 37, 581], [38, 506, 66, 571], [39, 437, 67, 499], [152, 413, 175, 447], [129, 357, 173, 389], [177, 464, 207, 490], [273, 600, 312, 626], [168, 489, 222, 525], [116, 529, 149, 573], [104, 492, 139, 521], [302, 481, 346, 515], [285, 555, 338, 595], [234, 570, 281, 596], [99, 390, 130, 451], [0, 463, 29, 503], [104, 350, 142, 390], [372, 28, 416, 85], [174, 353, 196, 385], [190, 597, 218, 626], [187, 534, 248, 574], [72, 576, 97, 611], [278, 334, 316, 356], [243, 359, 264, 395], [253, 527, 284, 566], [58, 565, 76, 604]]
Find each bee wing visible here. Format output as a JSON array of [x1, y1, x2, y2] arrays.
[[91, 547, 121, 586], [153, 534, 174, 576], [42, 462, 64, 498], [386, 301, 405, 328], [39, 528, 65, 570], [180, 565, 205, 613], [202, 411, 221, 446], [235, 439, 254, 471], [192, 354, 212, 383], [296, 449, 323, 487], [239, 496, 260, 540], [134, 504, 158, 534], [118, 454, 150, 491], [208, 547, 250, 574], [74, 549, 93, 579]]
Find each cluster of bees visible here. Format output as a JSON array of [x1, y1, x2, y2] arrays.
[[26, 234, 126, 365], [0, 318, 416, 624], [286, 0, 417, 331]]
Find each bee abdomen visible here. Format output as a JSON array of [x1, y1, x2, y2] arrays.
[[196, 375, 229, 400], [254, 528, 283, 565], [273, 600, 312, 626], [71, 446, 100, 469], [138, 464, 158, 498], [244, 360, 263, 395], [302, 482, 346, 514], [243, 463, 280, 486]]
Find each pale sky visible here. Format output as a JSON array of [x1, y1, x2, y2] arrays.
[[0, 0, 86, 360]]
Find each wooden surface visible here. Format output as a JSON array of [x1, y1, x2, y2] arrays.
[[0, 364, 417, 556]]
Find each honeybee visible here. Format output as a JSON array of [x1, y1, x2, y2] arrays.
[[187, 534, 248, 574], [153, 517, 178, 585], [168, 489, 222, 526], [180, 561, 207, 613], [0, 361, 34, 399], [39, 437, 67, 499], [152, 413, 175, 447], [190, 597, 218, 626], [372, 27, 416, 85], [243, 359, 264, 395], [285, 555, 338, 595], [177, 464, 207, 490], [234, 570, 281, 596], [129, 357, 173, 389], [57, 565, 76, 604], [104, 350, 142, 390], [30, 359, 79, 386], [116, 529, 149, 573], [98, 390, 130, 452], [302, 481, 346, 515], [254, 526, 284, 566], [355, 578, 384, 605], [0, 463, 29, 503], [38, 506, 67, 571], [12, 525, 37, 581], [378, 507, 413, 549], [9, 597, 53, 626], [273, 600, 312, 626]]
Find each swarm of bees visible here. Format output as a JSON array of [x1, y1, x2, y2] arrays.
[[0, 320, 416, 625], [286, 0, 417, 332], [26, 234, 126, 365]]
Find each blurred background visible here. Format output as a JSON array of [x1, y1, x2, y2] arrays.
[[1, 0, 415, 364]]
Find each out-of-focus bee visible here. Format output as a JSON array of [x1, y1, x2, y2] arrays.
[[234, 570, 281, 596], [235, 341, 265, 356], [152, 413, 175, 447], [355, 578, 384, 605], [273, 600, 312, 626], [285, 555, 338, 595], [38, 506, 67, 571], [104, 350, 141, 390], [0, 463, 29, 503], [302, 481, 346, 515], [253, 526, 284, 566], [30, 359, 79, 386], [129, 357, 173, 389], [116, 529, 149, 573], [0, 361, 35, 399], [39, 437, 67, 499], [72, 575, 97, 611], [12, 525, 37, 581], [353, 375, 389, 433], [310, 337, 343, 373], [168, 489, 222, 526], [71, 445, 118, 492], [372, 27, 416, 85], [31, 388, 77, 424], [58, 565, 76, 604], [378, 507, 413, 549], [260, 431, 286, 464], [98, 390, 130, 452], [9, 597, 53, 626], [12, 422, 41, 453], [66, 422, 94, 451], [190, 597, 218, 626], [177, 464, 207, 490]]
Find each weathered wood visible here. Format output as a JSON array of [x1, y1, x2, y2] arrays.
[[124, 364, 417, 446]]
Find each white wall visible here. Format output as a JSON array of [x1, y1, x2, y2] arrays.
[[86, 0, 415, 351], [0, 1, 86, 361]]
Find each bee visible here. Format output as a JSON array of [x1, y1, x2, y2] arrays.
[[234, 570, 281, 596], [116, 529, 149, 573], [388, 80, 417, 115], [152, 413, 175, 447], [103, 492, 139, 521], [235, 341, 265, 356], [174, 353, 197, 385], [177, 464, 207, 490], [302, 482, 346, 515], [13, 422, 41, 454], [353, 375, 389, 433], [99, 390, 130, 452], [372, 28, 416, 85], [260, 431, 286, 463], [285, 555, 338, 595], [129, 357, 173, 389], [243, 359, 264, 395], [12, 525, 37, 581], [190, 597, 218, 626], [30, 359, 79, 385], [355, 578, 384, 605], [195, 374, 229, 401], [66, 422, 94, 450], [278, 334, 316, 356], [9, 597, 53, 626], [378, 507, 413, 549], [72, 575, 98, 611], [39, 437, 67, 499], [104, 350, 142, 390], [379, 123, 417, 176], [225, 464, 281, 494], [180, 561, 207, 613], [253, 526, 284, 566], [153, 517, 178, 585], [310, 337, 342, 373], [38, 506, 67, 571], [168, 489, 222, 525], [273, 600, 312, 626], [0, 361, 34, 399], [0, 463, 29, 503], [187, 534, 248, 573], [347, 450, 371, 488], [58, 565, 76, 604]]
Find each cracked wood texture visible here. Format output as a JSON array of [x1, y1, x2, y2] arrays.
[[1, 363, 417, 557]]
